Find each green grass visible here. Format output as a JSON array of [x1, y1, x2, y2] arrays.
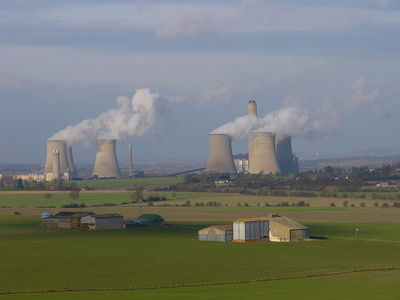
[[2, 270, 400, 299], [0, 192, 223, 208], [73, 177, 184, 190], [1, 216, 400, 297]]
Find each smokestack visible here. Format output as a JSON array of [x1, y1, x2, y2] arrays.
[[128, 143, 133, 177], [275, 135, 296, 174], [44, 140, 70, 174], [66, 146, 77, 177], [206, 134, 237, 174], [52, 150, 60, 180], [248, 132, 280, 174], [247, 100, 257, 116], [92, 139, 121, 178]]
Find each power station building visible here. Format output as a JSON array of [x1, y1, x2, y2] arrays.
[[44, 140, 74, 181]]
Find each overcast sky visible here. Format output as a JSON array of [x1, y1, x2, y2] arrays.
[[1, 0, 400, 164]]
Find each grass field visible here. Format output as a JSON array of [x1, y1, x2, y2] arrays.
[[73, 177, 184, 190], [1, 216, 400, 299]]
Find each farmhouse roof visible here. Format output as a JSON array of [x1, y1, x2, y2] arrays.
[[51, 212, 94, 219], [94, 214, 123, 219], [234, 217, 268, 223]]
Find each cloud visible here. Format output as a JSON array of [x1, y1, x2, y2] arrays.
[[348, 77, 379, 108], [201, 85, 232, 103], [156, 12, 214, 38]]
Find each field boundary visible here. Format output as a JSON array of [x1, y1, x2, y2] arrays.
[[1, 267, 399, 296]]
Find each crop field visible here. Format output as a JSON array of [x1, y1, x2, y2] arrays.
[[73, 177, 184, 190], [1, 216, 400, 299]]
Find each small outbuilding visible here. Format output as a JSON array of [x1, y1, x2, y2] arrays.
[[233, 217, 269, 242], [41, 212, 94, 229], [138, 214, 165, 226], [198, 225, 233, 242], [80, 214, 124, 230], [267, 214, 309, 242], [126, 217, 152, 228]]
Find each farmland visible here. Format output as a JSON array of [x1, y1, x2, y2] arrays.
[[0, 216, 400, 299]]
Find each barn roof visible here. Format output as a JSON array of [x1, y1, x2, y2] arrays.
[[268, 215, 308, 230], [94, 214, 123, 219], [234, 217, 268, 223], [139, 214, 164, 222], [50, 212, 94, 219], [199, 224, 233, 234]]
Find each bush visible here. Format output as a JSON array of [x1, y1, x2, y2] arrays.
[[237, 203, 242, 207], [343, 200, 348, 207], [148, 201, 154, 207], [296, 201, 306, 207], [244, 202, 249, 207], [381, 203, 390, 208], [43, 193, 52, 199], [330, 202, 336, 207], [360, 202, 366, 207]]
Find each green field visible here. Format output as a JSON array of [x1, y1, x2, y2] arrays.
[[1, 216, 400, 299], [73, 177, 184, 190], [0, 191, 223, 208]]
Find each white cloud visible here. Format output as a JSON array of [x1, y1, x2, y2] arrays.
[[202, 85, 232, 103], [156, 12, 214, 38], [348, 77, 379, 107]]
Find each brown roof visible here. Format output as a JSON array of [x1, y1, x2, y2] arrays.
[[268, 215, 308, 230], [50, 212, 94, 219]]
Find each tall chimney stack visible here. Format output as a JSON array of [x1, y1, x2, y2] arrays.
[[128, 143, 133, 177], [248, 132, 280, 174], [92, 139, 121, 178], [206, 134, 237, 174], [247, 100, 257, 116]]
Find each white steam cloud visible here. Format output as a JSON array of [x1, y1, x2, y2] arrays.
[[50, 88, 160, 144], [211, 104, 337, 140]]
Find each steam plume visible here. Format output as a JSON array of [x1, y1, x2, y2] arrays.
[[211, 104, 337, 140], [50, 88, 160, 144]]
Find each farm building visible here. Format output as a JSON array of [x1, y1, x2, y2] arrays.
[[80, 214, 124, 230], [126, 217, 152, 228], [267, 214, 309, 242], [233, 217, 269, 242], [139, 214, 165, 225], [41, 212, 94, 229], [198, 225, 233, 242]]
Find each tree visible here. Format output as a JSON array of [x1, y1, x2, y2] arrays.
[[43, 193, 53, 200], [69, 190, 80, 201], [131, 186, 144, 216]]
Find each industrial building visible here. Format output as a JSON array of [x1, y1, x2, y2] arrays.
[[268, 214, 309, 242], [80, 214, 124, 230], [248, 132, 280, 175], [206, 134, 237, 174], [92, 139, 121, 178], [198, 225, 233, 242], [40, 212, 94, 229], [43, 140, 76, 181], [233, 217, 269, 242]]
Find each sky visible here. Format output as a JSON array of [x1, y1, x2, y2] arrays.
[[0, 0, 400, 164]]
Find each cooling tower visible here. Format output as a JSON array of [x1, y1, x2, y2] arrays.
[[275, 135, 296, 174], [206, 134, 237, 174], [248, 132, 280, 174], [44, 140, 70, 174], [52, 150, 61, 180], [92, 139, 121, 178], [247, 100, 257, 116], [66, 146, 77, 177]]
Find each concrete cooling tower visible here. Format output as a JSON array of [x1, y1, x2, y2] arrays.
[[206, 134, 237, 174], [275, 135, 296, 174], [248, 132, 280, 174], [92, 139, 121, 178], [44, 140, 70, 174], [66, 146, 77, 177], [247, 100, 257, 116]]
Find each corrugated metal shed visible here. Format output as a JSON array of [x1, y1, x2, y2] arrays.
[[267, 215, 309, 242], [198, 225, 233, 242], [233, 217, 269, 242]]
